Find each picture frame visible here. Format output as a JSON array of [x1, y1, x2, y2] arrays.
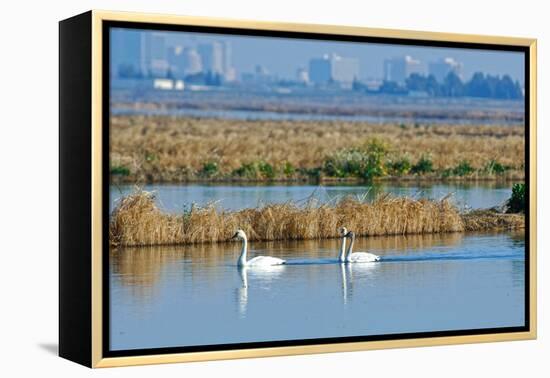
[[59, 10, 537, 368]]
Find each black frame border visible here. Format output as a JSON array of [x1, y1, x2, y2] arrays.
[[102, 20, 531, 359]]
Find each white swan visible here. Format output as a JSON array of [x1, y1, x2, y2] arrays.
[[232, 229, 286, 266], [344, 231, 380, 263], [338, 227, 348, 262]]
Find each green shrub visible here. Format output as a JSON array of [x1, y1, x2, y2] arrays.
[[111, 165, 130, 176], [452, 160, 475, 176], [386, 156, 412, 176], [506, 183, 525, 213], [300, 167, 322, 180], [441, 168, 453, 178], [282, 161, 296, 177], [484, 159, 509, 175], [258, 161, 276, 179], [199, 161, 219, 178], [232, 162, 258, 179], [323, 149, 361, 178], [323, 138, 389, 180], [411, 155, 434, 174]]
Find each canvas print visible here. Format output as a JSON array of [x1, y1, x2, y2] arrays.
[[107, 26, 527, 353]]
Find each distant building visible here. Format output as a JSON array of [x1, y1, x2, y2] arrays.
[[111, 29, 143, 78], [141, 32, 169, 77], [428, 57, 463, 82], [309, 57, 332, 84], [167, 45, 205, 78], [153, 78, 185, 91], [331, 55, 360, 84], [198, 42, 224, 75], [383, 55, 422, 84], [296, 67, 309, 84], [241, 65, 276, 85], [221, 41, 235, 81], [167, 46, 185, 78], [308, 54, 359, 85], [111, 30, 169, 78], [196, 41, 235, 80], [182, 47, 203, 75]]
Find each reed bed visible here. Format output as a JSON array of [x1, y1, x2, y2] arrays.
[[462, 210, 525, 231], [110, 115, 524, 183], [109, 190, 523, 247]]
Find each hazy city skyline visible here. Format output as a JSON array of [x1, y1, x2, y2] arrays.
[[111, 28, 525, 84]]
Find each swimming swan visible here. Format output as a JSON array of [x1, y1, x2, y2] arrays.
[[338, 227, 348, 262], [344, 231, 380, 263], [232, 229, 286, 266]]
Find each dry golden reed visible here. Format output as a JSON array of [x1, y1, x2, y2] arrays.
[[109, 191, 523, 247], [462, 210, 525, 231], [110, 115, 525, 183]]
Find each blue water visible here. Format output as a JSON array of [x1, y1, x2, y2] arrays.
[[111, 107, 524, 126], [110, 90, 524, 126], [109, 232, 525, 351], [109, 182, 516, 213]]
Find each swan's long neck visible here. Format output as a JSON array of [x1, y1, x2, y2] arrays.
[[237, 236, 248, 266], [338, 235, 347, 262], [345, 234, 355, 261]]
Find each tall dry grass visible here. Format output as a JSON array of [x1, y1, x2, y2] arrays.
[[110, 190, 520, 247], [110, 115, 525, 183]]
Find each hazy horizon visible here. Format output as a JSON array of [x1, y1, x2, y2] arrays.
[[112, 28, 525, 84]]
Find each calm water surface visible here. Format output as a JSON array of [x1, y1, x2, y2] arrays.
[[109, 182, 515, 213], [109, 232, 525, 351]]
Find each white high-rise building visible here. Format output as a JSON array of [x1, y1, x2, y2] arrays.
[[331, 54, 360, 83], [308, 54, 359, 85], [296, 67, 309, 84], [182, 47, 203, 75], [221, 41, 235, 81], [383, 55, 422, 84], [167, 46, 203, 77], [428, 57, 464, 82]]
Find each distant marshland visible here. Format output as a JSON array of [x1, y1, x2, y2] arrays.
[[110, 115, 525, 184]]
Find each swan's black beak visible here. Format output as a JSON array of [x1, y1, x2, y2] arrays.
[[230, 232, 239, 240], [345, 231, 352, 237]]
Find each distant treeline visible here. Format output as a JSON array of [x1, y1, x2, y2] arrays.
[[118, 63, 523, 100], [354, 72, 524, 100]]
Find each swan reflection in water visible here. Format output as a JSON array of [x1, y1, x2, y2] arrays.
[[340, 260, 379, 305], [236, 264, 286, 317], [236, 259, 379, 317]]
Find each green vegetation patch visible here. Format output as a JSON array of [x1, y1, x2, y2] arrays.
[[111, 165, 130, 176], [323, 138, 388, 180], [506, 183, 525, 213], [199, 161, 219, 178], [411, 155, 434, 174]]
